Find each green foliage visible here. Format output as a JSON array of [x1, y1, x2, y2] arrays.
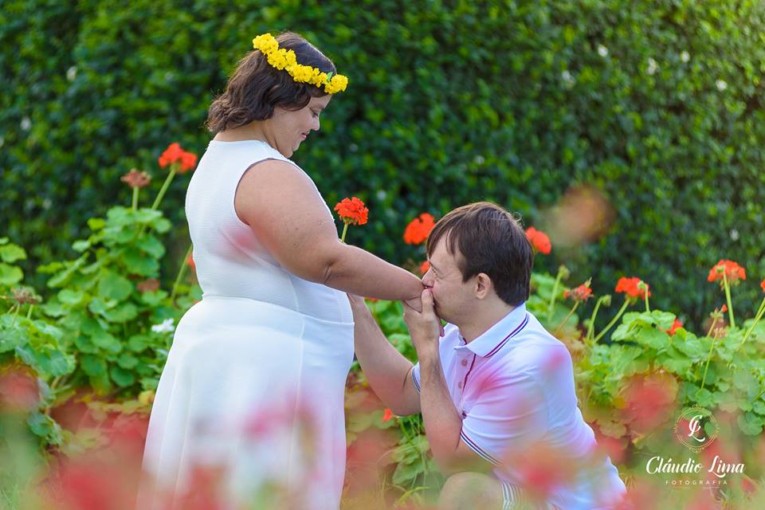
[[3, 0, 765, 328]]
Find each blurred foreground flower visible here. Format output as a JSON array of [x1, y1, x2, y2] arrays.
[[542, 185, 614, 247]]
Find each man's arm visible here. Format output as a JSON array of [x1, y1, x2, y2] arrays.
[[349, 294, 421, 416], [403, 289, 493, 476]]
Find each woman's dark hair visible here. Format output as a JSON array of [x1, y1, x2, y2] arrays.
[[426, 202, 534, 307], [207, 32, 337, 133]]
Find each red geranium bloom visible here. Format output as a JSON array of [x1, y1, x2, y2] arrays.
[[158, 142, 197, 173], [615, 277, 651, 300], [563, 282, 593, 302], [334, 197, 369, 226], [382, 408, 394, 422], [667, 318, 683, 336], [707, 259, 746, 284], [419, 260, 431, 275], [403, 213, 435, 245], [525, 227, 551, 255]]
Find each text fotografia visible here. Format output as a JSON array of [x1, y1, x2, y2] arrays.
[[646, 456, 745, 479]]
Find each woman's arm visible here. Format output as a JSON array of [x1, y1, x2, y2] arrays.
[[234, 159, 423, 302]]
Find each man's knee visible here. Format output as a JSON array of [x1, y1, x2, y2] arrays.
[[438, 472, 503, 510]]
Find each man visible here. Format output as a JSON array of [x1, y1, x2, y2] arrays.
[[350, 202, 626, 509]]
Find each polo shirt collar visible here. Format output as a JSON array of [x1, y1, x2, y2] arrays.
[[456, 303, 529, 358]]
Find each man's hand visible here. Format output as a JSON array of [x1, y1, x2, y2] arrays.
[[403, 288, 442, 357]]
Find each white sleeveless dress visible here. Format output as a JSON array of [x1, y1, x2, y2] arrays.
[[140, 140, 354, 509]]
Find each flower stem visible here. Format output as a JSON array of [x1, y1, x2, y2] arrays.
[[170, 245, 193, 303], [26, 304, 34, 320], [132, 187, 139, 211], [699, 336, 718, 393], [340, 222, 349, 243], [722, 272, 735, 328], [152, 167, 177, 211], [739, 296, 765, 349], [547, 268, 565, 321], [593, 299, 630, 344], [554, 301, 579, 336], [643, 293, 650, 313], [585, 296, 609, 345]]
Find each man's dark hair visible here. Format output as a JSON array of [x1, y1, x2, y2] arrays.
[[426, 202, 533, 306]]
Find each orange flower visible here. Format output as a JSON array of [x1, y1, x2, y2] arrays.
[[419, 260, 431, 275], [120, 169, 151, 189], [158, 142, 197, 173], [334, 197, 368, 226], [525, 227, 551, 255], [667, 318, 683, 336], [707, 259, 746, 284], [563, 281, 593, 302], [382, 408, 394, 422], [760, 279, 764, 293], [615, 277, 650, 300], [403, 213, 435, 245], [186, 252, 196, 271]]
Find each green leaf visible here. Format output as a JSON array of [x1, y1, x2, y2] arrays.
[[117, 353, 139, 369], [74, 334, 98, 354], [57, 289, 85, 306], [122, 247, 159, 276], [91, 332, 122, 354], [110, 365, 136, 387], [135, 235, 165, 259], [15, 344, 74, 377], [0, 262, 24, 285], [127, 334, 152, 352], [0, 243, 26, 263], [0, 320, 27, 352], [72, 240, 90, 252], [81, 354, 107, 376], [102, 302, 138, 323], [97, 270, 133, 301], [140, 290, 168, 306], [27, 412, 63, 445], [738, 412, 764, 436], [87, 218, 106, 231]]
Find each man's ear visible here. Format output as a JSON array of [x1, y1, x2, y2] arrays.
[[474, 273, 493, 299]]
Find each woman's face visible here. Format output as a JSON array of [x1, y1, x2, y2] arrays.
[[268, 95, 331, 157]]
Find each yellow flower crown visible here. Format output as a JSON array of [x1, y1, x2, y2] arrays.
[[252, 33, 348, 94]]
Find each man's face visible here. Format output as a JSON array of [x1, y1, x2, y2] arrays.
[[421, 237, 475, 324]]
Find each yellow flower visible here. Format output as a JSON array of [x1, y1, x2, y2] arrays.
[[251, 33, 348, 94]]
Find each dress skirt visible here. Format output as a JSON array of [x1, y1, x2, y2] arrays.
[[139, 296, 355, 510]]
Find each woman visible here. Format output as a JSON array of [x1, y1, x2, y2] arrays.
[[140, 32, 423, 509]]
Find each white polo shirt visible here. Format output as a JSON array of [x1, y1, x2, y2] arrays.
[[412, 304, 626, 509]]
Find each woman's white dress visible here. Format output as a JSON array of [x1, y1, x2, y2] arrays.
[[140, 140, 354, 509]]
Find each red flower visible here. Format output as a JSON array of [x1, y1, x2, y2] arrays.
[[334, 197, 369, 226], [707, 259, 746, 284], [419, 260, 431, 275], [525, 227, 551, 255], [403, 213, 435, 245], [186, 252, 196, 271], [667, 318, 683, 336], [120, 168, 151, 189], [563, 281, 593, 302], [760, 279, 765, 293], [382, 408, 394, 422], [158, 142, 197, 173], [615, 277, 650, 300]]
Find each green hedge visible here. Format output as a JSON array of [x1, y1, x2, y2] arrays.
[[2, 0, 764, 327]]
